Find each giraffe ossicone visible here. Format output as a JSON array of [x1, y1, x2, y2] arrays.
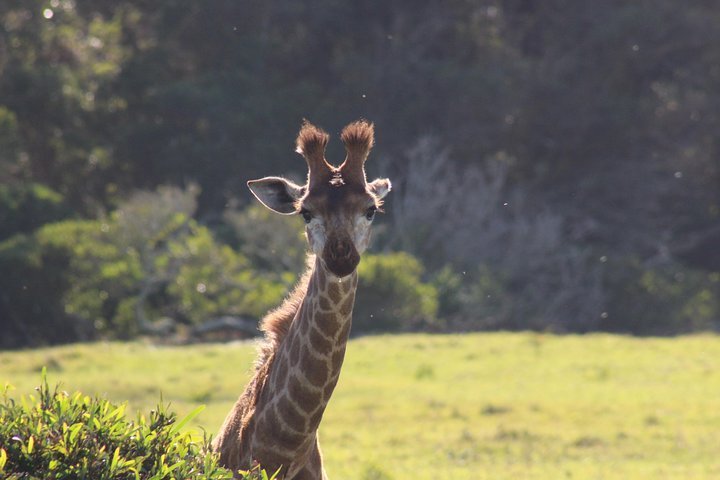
[[213, 119, 391, 479]]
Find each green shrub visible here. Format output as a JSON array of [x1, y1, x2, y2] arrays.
[[0, 371, 274, 479], [602, 257, 720, 334], [0, 186, 292, 347], [36, 214, 286, 339], [354, 252, 439, 332], [431, 265, 512, 330], [166, 226, 288, 323], [0, 183, 74, 242], [224, 203, 307, 275], [0, 233, 85, 349]]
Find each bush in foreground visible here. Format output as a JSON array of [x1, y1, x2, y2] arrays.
[[0, 371, 273, 479]]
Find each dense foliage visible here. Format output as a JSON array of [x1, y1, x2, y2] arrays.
[[355, 252, 439, 332], [0, 371, 276, 479], [1, 1, 718, 344]]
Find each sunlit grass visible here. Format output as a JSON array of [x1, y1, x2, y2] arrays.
[[2, 333, 719, 479]]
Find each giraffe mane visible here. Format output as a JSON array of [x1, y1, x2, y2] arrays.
[[255, 256, 315, 369], [230, 258, 314, 435]]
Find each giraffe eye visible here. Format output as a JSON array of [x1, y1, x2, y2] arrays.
[[365, 206, 377, 221], [300, 208, 313, 223]]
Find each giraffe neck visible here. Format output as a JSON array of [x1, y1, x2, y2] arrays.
[[250, 257, 358, 466]]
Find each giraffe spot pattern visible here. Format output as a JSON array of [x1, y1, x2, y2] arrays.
[[258, 409, 304, 451], [322, 382, 335, 402], [339, 292, 355, 316], [299, 348, 329, 387], [308, 405, 325, 429], [337, 318, 352, 341], [308, 326, 333, 354], [231, 264, 358, 477], [252, 445, 290, 475], [327, 282, 341, 302], [287, 374, 323, 412], [276, 395, 309, 433], [272, 356, 289, 390], [331, 348, 346, 371], [318, 295, 332, 311], [316, 312, 341, 337], [290, 339, 301, 365]]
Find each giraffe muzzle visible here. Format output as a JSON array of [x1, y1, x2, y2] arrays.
[[323, 237, 360, 277]]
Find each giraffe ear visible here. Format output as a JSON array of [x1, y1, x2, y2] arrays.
[[247, 177, 305, 214], [367, 178, 392, 200]]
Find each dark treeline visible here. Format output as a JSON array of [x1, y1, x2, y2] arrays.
[[1, 0, 718, 347]]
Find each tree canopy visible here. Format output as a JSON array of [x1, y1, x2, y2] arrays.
[[1, 0, 718, 345]]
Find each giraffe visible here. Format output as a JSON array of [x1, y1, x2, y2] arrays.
[[212, 119, 391, 479]]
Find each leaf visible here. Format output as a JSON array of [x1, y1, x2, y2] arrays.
[[110, 446, 121, 473], [27, 435, 34, 454], [69, 423, 83, 443], [0, 448, 7, 470], [169, 404, 205, 435], [108, 404, 126, 421]]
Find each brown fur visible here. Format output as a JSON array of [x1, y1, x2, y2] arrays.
[[340, 120, 374, 156], [295, 120, 329, 158], [339, 120, 374, 185], [295, 121, 332, 190]]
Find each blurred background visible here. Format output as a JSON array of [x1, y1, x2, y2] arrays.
[[1, 0, 719, 349]]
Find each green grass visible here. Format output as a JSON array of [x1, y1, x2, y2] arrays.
[[2, 333, 720, 479]]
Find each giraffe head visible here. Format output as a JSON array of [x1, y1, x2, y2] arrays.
[[248, 120, 391, 278]]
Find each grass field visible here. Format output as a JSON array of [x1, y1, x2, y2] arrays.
[[1, 333, 719, 479]]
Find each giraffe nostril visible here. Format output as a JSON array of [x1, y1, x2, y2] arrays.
[[322, 238, 359, 277], [329, 239, 351, 259]]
